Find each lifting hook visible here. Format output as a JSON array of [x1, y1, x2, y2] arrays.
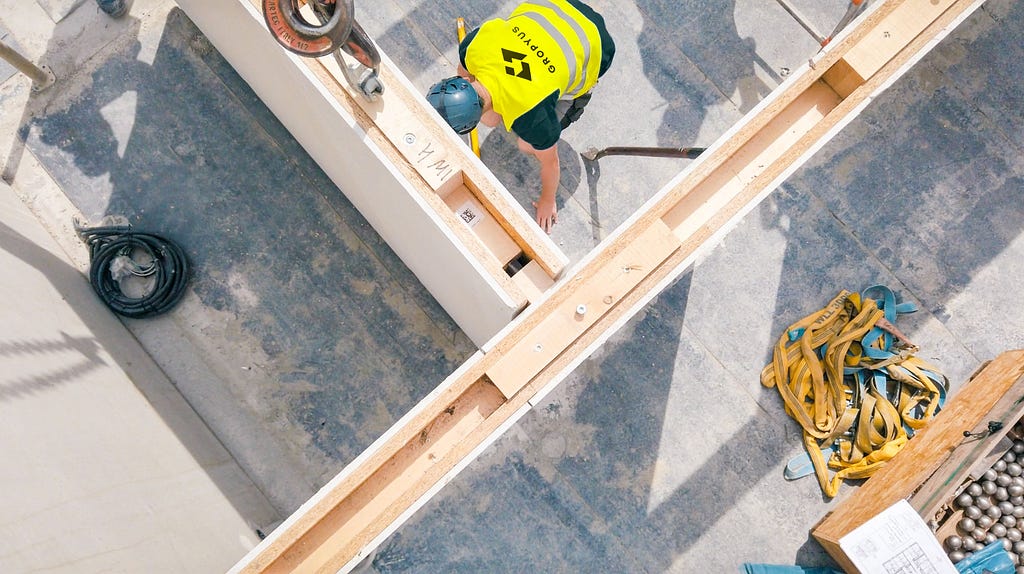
[[262, 0, 384, 101]]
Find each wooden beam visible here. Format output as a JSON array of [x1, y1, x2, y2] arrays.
[[204, 0, 988, 571], [812, 350, 1024, 573]]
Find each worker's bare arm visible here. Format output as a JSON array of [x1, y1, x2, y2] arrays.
[[519, 138, 559, 233]]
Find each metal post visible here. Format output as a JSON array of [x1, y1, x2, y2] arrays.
[[828, 0, 870, 44], [0, 39, 56, 92]]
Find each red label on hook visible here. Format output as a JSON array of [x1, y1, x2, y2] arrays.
[[262, 0, 345, 57]]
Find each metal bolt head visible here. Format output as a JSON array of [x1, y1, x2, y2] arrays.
[[403, 133, 416, 145], [992, 522, 1009, 538], [945, 535, 964, 550]]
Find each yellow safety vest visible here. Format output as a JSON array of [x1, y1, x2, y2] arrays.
[[465, 0, 603, 130]]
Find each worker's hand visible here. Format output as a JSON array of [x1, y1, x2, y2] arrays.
[[533, 196, 557, 234]]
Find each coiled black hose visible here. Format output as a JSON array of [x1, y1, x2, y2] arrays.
[[76, 224, 190, 318]]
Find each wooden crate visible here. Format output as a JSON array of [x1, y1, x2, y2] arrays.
[[812, 349, 1024, 573]]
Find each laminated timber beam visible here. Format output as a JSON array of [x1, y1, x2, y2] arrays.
[[195, 0, 986, 572]]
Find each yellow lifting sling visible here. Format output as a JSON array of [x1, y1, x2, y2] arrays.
[[761, 286, 948, 498]]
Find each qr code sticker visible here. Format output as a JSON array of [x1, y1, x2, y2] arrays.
[[456, 201, 483, 228]]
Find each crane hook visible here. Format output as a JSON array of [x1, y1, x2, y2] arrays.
[[262, 0, 354, 57]]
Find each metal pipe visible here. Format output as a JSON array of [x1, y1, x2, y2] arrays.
[[580, 146, 705, 162], [0, 39, 55, 91], [774, 0, 827, 46], [828, 0, 870, 44]]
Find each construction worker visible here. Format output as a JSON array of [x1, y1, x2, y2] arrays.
[[426, 1, 615, 233]]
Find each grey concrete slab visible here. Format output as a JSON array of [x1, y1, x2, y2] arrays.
[[681, 186, 979, 415], [36, 0, 89, 23], [788, 0, 1024, 361], [0, 25, 20, 84], [0, 178, 277, 573], [14, 4, 476, 513]]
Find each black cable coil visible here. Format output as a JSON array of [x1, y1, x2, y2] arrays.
[[76, 224, 190, 318]]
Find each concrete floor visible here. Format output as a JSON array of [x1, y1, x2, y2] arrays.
[[0, 175, 277, 573], [2, 0, 1022, 572]]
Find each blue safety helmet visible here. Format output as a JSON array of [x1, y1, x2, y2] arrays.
[[426, 77, 483, 135]]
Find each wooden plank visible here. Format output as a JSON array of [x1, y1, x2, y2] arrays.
[[486, 219, 680, 398], [508, 259, 555, 304], [213, 0, 990, 572], [823, 0, 957, 98], [912, 378, 1024, 521], [812, 350, 1024, 573], [822, 59, 865, 99], [842, 0, 958, 81], [256, 378, 506, 574], [662, 80, 842, 236]]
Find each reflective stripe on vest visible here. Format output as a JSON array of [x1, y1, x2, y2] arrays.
[[465, 0, 602, 128], [511, 0, 598, 97]]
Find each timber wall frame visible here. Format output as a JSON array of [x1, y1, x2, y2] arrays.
[[175, 0, 569, 348], [177, 0, 987, 572]]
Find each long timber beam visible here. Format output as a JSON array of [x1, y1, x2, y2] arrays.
[[208, 0, 986, 572]]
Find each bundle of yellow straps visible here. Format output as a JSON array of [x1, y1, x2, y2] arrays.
[[761, 286, 948, 498]]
